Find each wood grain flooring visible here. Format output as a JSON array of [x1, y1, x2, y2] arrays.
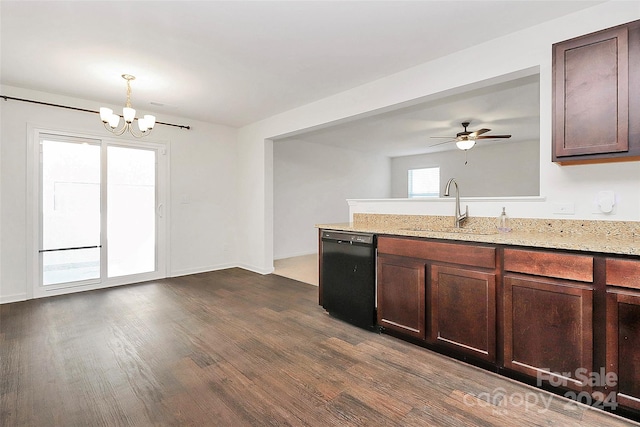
[[1, 268, 638, 426]]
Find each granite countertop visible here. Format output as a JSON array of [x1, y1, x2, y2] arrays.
[[316, 214, 640, 256]]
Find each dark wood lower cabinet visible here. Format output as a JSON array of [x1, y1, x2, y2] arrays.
[[606, 288, 640, 411], [376, 237, 496, 348], [377, 254, 426, 340], [358, 235, 640, 422], [429, 265, 496, 363], [503, 274, 593, 392]]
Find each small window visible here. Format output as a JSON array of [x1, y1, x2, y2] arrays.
[[408, 167, 440, 198]]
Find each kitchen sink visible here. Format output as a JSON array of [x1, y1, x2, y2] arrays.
[[399, 227, 497, 235]]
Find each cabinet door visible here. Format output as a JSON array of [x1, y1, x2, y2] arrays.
[[503, 274, 593, 392], [429, 265, 496, 363], [606, 289, 640, 411], [553, 25, 629, 161], [377, 255, 426, 340]]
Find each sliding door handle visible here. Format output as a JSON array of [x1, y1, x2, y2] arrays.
[[39, 245, 101, 253]]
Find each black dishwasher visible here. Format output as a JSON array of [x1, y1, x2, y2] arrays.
[[321, 230, 376, 330]]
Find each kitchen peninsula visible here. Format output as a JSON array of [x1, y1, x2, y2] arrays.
[[319, 213, 640, 255], [318, 213, 640, 420]]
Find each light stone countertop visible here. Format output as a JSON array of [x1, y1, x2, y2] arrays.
[[316, 214, 640, 256]]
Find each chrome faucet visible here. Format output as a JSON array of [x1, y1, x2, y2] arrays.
[[444, 178, 468, 228]]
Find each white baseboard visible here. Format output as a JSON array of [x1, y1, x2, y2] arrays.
[[170, 263, 237, 278], [236, 263, 275, 275], [172, 263, 276, 277], [2, 264, 280, 304], [0, 293, 27, 304]]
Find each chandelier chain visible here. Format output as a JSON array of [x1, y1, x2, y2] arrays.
[[125, 79, 132, 109], [123, 74, 135, 109]]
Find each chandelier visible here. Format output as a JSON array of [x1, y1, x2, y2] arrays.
[[99, 74, 156, 137]]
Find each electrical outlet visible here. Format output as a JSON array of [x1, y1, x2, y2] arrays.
[[553, 202, 575, 215], [592, 202, 617, 215], [597, 190, 615, 213]]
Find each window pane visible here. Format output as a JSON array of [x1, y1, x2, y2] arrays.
[[41, 140, 101, 285], [107, 146, 156, 277], [43, 248, 100, 285], [408, 167, 440, 198]]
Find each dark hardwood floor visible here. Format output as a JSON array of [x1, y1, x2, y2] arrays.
[[1, 268, 638, 426]]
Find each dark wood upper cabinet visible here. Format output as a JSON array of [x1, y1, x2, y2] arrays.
[[553, 20, 640, 164]]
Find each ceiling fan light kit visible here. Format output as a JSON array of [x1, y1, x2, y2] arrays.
[[430, 121, 511, 151], [455, 139, 476, 150], [100, 74, 156, 138]]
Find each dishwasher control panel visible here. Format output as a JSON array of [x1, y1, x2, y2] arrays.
[[322, 230, 375, 245]]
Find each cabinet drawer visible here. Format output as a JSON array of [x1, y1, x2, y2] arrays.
[[377, 236, 495, 269], [606, 258, 640, 290], [503, 248, 593, 282]]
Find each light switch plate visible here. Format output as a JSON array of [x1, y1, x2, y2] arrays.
[[553, 202, 575, 215]]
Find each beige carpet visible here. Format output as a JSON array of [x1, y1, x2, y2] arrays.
[[273, 253, 318, 286]]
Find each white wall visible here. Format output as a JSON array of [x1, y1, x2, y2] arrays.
[[236, 1, 640, 274], [167, 113, 238, 277], [0, 85, 238, 303], [273, 139, 390, 259], [391, 140, 540, 198]]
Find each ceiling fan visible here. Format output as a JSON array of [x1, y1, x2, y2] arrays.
[[430, 121, 512, 151]]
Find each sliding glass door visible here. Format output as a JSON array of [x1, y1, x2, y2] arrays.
[[36, 131, 166, 296]]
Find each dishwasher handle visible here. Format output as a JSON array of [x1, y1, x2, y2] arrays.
[[333, 239, 353, 245], [321, 230, 375, 246]]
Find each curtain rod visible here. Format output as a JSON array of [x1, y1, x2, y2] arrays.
[[1, 95, 191, 130]]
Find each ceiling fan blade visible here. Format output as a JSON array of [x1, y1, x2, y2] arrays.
[[469, 128, 490, 137], [428, 139, 456, 147], [475, 134, 511, 139]]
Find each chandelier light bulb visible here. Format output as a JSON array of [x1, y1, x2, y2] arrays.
[[123, 107, 136, 124], [108, 113, 120, 129], [138, 117, 148, 132], [144, 114, 156, 130], [99, 107, 113, 123]]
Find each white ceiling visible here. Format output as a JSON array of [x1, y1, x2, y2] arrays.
[[1, 1, 603, 128], [281, 73, 540, 158]]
